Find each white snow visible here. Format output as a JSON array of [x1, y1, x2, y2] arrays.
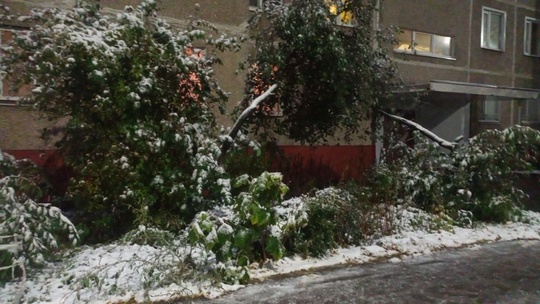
[[1, 208, 539, 303]]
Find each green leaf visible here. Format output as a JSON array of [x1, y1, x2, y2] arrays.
[[237, 255, 249, 267], [252, 209, 270, 226], [234, 228, 253, 250], [265, 236, 284, 260]]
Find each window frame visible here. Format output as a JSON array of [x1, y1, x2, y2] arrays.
[[393, 29, 455, 60], [481, 7, 506, 51], [479, 96, 501, 123], [0, 28, 27, 103], [521, 99, 540, 123], [524, 17, 540, 57], [249, 0, 281, 11]]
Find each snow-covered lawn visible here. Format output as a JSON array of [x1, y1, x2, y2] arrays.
[[2, 209, 540, 304]]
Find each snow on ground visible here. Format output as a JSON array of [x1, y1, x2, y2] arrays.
[[2, 209, 540, 304]]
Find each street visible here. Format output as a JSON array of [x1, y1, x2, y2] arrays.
[[190, 240, 540, 303]]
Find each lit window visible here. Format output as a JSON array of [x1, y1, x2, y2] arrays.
[[524, 17, 540, 57], [394, 29, 453, 58], [480, 96, 500, 122], [249, 0, 281, 10], [326, 0, 356, 27], [481, 7, 506, 51], [521, 99, 540, 123]]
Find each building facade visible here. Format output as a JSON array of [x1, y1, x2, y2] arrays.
[[383, 0, 540, 143], [0, 0, 374, 187], [1, 0, 538, 183]]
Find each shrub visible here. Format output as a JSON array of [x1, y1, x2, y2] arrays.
[[2, 1, 242, 242], [280, 186, 396, 258], [187, 172, 288, 283], [0, 150, 78, 284], [375, 126, 540, 223]]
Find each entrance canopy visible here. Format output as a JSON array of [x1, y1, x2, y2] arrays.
[[429, 80, 539, 99]]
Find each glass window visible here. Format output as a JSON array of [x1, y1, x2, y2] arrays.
[[394, 29, 454, 59], [414, 32, 432, 53], [524, 17, 540, 57], [249, 0, 259, 8], [481, 7, 506, 51], [432, 35, 452, 57], [395, 29, 413, 51], [480, 96, 500, 122], [326, 0, 356, 27], [521, 99, 540, 122]]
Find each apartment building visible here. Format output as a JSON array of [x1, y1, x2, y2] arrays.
[[1, 0, 538, 185], [383, 0, 540, 142], [0, 0, 374, 187]]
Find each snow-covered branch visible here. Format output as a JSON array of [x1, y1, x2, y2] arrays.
[[220, 84, 278, 162], [378, 110, 457, 150]]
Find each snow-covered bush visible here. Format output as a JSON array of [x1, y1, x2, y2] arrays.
[[0, 151, 78, 284], [1, 1, 242, 241], [376, 126, 540, 223], [280, 186, 397, 257], [187, 172, 288, 283], [243, 0, 401, 144], [280, 188, 359, 257], [122, 225, 176, 247]]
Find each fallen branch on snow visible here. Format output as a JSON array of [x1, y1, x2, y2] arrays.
[[219, 84, 278, 163], [378, 110, 457, 150]]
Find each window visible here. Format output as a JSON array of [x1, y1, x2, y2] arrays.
[[249, 0, 281, 10], [524, 17, 540, 57], [480, 96, 500, 122], [521, 99, 540, 123], [481, 7, 506, 51], [394, 29, 454, 59], [326, 0, 356, 27]]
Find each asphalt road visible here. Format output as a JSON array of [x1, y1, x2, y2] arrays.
[[190, 240, 540, 304]]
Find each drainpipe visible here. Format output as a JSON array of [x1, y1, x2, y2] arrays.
[[373, 0, 383, 163]]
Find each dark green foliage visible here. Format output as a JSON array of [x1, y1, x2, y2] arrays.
[[0, 151, 78, 284], [282, 188, 368, 257], [242, 0, 399, 144], [374, 126, 540, 223], [2, 1, 241, 242], [187, 172, 288, 283]]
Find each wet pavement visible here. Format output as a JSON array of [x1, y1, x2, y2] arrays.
[[191, 240, 540, 303]]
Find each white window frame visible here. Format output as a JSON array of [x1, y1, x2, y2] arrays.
[[481, 7, 506, 51], [393, 29, 455, 60], [480, 96, 501, 122], [249, 0, 281, 11], [521, 99, 540, 123], [524, 17, 540, 57]]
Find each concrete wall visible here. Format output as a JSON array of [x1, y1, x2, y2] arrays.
[[384, 0, 539, 88], [3, 0, 76, 14], [384, 0, 540, 138]]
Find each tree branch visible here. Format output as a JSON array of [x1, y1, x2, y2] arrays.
[[378, 110, 457, 150], [219, 84, 278, 163]]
